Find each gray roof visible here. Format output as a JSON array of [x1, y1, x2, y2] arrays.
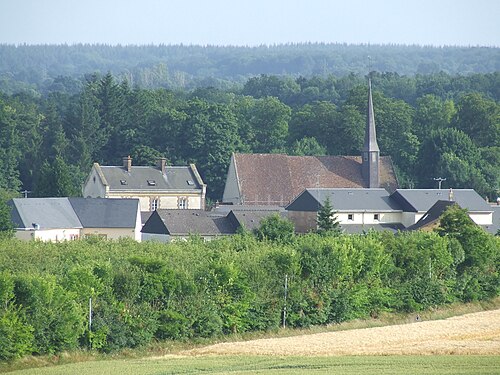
[[286, 188, 401, 212], [405, 200, 457, 231], [99, 165, 202, 191], [9, 198, 82, 229], [211, 204, 285, 215], [341, 223, 405, 234], [143, 210, 234, 236], [228, 210, 286, 231], [484, 206, 500, 235], [69, 198, 139, 228], [391, 189, 492, 213]]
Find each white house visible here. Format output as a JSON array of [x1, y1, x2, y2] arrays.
[[9, 197, 142, 242]]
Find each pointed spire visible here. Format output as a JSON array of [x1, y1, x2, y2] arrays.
[[364, 79, 380, 153], [361, 79, 380, 188]]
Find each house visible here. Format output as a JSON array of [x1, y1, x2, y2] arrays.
[[286, 188, 404, 234], [10, 198, 82, 242], [141, 209, 235, 242], [82, 157, 206, 212], [390, 189, 494, 228], [9, 198, 141, 242], [222, 80, 399, 206], [141, 206, 285, 242], [404, 200, 457, 232], [69, 198, 142, 241], [285, 187, 493, 234]]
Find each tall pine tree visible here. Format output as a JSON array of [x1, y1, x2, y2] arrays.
[[316, 196, 341, 235]]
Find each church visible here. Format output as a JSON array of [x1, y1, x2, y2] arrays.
[[222, 80, 399, 206]]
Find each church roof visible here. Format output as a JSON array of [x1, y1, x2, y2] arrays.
[[232, 153, 398, 206]]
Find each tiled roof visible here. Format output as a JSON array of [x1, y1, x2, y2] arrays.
[[234, 153, 398, 206], [228, 210, 286, 232]]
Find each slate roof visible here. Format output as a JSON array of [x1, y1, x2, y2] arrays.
[[232, 153, 398, 206], [9, 198, 82, 229], [484, 206, 500, 235], [142, 210, 235, 236], [69, 198, 139, 228], [227, 210, 286, 232], [390, 189, 492, 213], [405, 200, 457, 231], [10, 198, 140, 230], [97, 165, 203, 191], [286, 188, 401, 212], [340, 223, 405, 234]]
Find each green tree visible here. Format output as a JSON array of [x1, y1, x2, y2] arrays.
[[34, 156, 79, 197], [289, 137, 327, 156], [453, 93, 499, 148], [254, 214, 295, 244], [316, 196, 341, 235]]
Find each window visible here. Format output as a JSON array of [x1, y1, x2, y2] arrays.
[[151, 198, 159, 211], [178, 197, 188, 209], [70, 234, 79, 240], [348, 214, 354, 221], [120, 179, 128, 185], [147, 180, 156, 186], [187, 180, 195, 186], [374, 214, 379, 221]]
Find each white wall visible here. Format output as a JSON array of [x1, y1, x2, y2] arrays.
[[82, 167, 107, 198], [336, 211, 402, 225], [15, 228, 81, 242], [469, 212, 493, 225]]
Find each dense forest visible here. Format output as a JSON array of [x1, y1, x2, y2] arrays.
[[0, 70, 498, 200], [0, 206, 498, 358], [0, 43, 499, 93]]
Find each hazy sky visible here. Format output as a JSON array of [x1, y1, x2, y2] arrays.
[[1, 0, 499, 46]]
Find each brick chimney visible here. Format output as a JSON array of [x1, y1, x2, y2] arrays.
[[157, 157, 167, 174], [123, 156, 132, 172]]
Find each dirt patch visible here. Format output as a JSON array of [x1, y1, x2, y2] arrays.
[[182, 309, 500, 356]]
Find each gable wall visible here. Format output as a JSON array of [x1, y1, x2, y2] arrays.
[[82, 167, 107, 198]]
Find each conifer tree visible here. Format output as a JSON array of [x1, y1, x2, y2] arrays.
[[316, 196, 341, 235]]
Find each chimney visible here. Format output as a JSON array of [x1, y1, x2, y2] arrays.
[[157, 157, 167, 174], [448, 188, 454, 201], [123, 156, 132, 173]]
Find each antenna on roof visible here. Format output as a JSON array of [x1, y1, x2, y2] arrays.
[[433, 177, 446, 190]]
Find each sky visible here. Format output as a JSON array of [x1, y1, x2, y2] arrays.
[[0, 0, 499, 47]]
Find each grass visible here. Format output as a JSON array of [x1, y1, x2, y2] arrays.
[[4, 356, 500, 375], [1, 298, 499, 374]]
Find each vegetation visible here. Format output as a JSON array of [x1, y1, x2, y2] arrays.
[[4, 355, 500, 375], [0, 70, 498, 200], [316, 196, 342, 235], [0, 44, 498, 94], [0, 214, 497, 359]]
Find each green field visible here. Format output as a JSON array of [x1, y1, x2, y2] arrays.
[[4, 355, 500, 375]]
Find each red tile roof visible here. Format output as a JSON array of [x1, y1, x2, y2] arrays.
[[234, 153, 398, 206]]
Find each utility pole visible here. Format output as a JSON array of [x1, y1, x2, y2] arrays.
[[89, 297, 92, 350], [433, 177, 446, 189], [283, 274, 288, 329]]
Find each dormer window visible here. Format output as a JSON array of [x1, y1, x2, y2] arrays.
[[120, 179, 128, 185], [147, 180, 156, 186], [187, 180, 195, 186]]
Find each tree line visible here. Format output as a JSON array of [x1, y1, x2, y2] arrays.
[[0, 206, 498, 359], [0, 43, 498, 94], [0, 71, 498, 200]]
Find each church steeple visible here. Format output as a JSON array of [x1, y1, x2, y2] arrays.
[[362, 79, 380, 188]]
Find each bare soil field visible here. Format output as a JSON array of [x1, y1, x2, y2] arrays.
[[183, 309, 500, 356]]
